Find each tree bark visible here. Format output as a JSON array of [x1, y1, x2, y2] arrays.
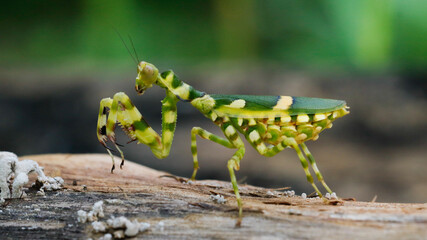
[[1, 154, 426, 239]]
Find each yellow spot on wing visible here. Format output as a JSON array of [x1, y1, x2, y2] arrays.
[[273, 96, 293, 110], [227, 99, 246, 109]]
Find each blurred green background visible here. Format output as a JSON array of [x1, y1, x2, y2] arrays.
[[1, 0, 426, 203]]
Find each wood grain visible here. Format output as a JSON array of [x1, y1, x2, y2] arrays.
[[0, 154, 426, 239]]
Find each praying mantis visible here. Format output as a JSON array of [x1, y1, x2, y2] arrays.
[[97, 60, 349, 225]]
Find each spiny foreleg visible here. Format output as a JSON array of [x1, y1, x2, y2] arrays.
[[96, 91, 179, 171], [97, 97, 121, 172]]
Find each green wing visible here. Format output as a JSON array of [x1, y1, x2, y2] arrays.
[[211, 94, 346, 118]]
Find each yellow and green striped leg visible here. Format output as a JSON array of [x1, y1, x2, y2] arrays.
[[97, 97, 122, 171], [243, 129, 327, 198], [190, 127, 235, 180], [244, 129, 286, 158], [97, 90, 179, 171], [300, 142, 333, 194], [190, 121, 246, 225], [227, 145, 245, 226], [285, 138, 323, 198], [220, 122, 246, 226]]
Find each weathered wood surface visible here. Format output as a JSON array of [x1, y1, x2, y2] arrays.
[[1, 154, 426, 240]]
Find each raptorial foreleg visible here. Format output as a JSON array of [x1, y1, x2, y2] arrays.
[[96, 90, 179, 171], [97, 97, 121, 171]]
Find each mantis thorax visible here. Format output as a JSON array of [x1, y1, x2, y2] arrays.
[[190, 94, 215, 114]]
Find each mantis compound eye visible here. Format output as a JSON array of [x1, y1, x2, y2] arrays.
[[143, 65, 154, 76]]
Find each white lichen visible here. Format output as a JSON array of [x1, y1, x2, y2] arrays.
[[124, 219, 141, 237], [92, 200, 104, 218], [105, 199, 123, 204], [138, 222, 151, 233], [77, 200, 153, 238], [39, 176, 64, 191], [77, 210, 88, 223], [0, 152, 19, 199], [91, 221, 107, 233], [0, 151, 63, 201], [156, 221, 165, 232], [125, 219, 150, 237], [113, 230, 125, 239], [325, 192, 338, 200], [266, 190, 276, 196], [283, 190, 295, 197], [77, 201, 105, 223], [98, 233, 112, 240], [87, 210, 98, 222], [210, 194, 227, 204], [183, 180, 193, 185], [106, 215, 151, 235], [107, 216, 128, 229]]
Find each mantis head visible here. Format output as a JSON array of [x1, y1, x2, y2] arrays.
[[135, 61, 159, 95]]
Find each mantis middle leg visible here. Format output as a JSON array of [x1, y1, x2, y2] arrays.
[[190, 121, 246, 226]]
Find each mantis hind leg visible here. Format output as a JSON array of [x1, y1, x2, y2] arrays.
[[221, 123, 246, 226], [301, 142, 333, 194], [284, 138, 323, 198], [190, 127, 235, 180], [227, 146, 245, 226]]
